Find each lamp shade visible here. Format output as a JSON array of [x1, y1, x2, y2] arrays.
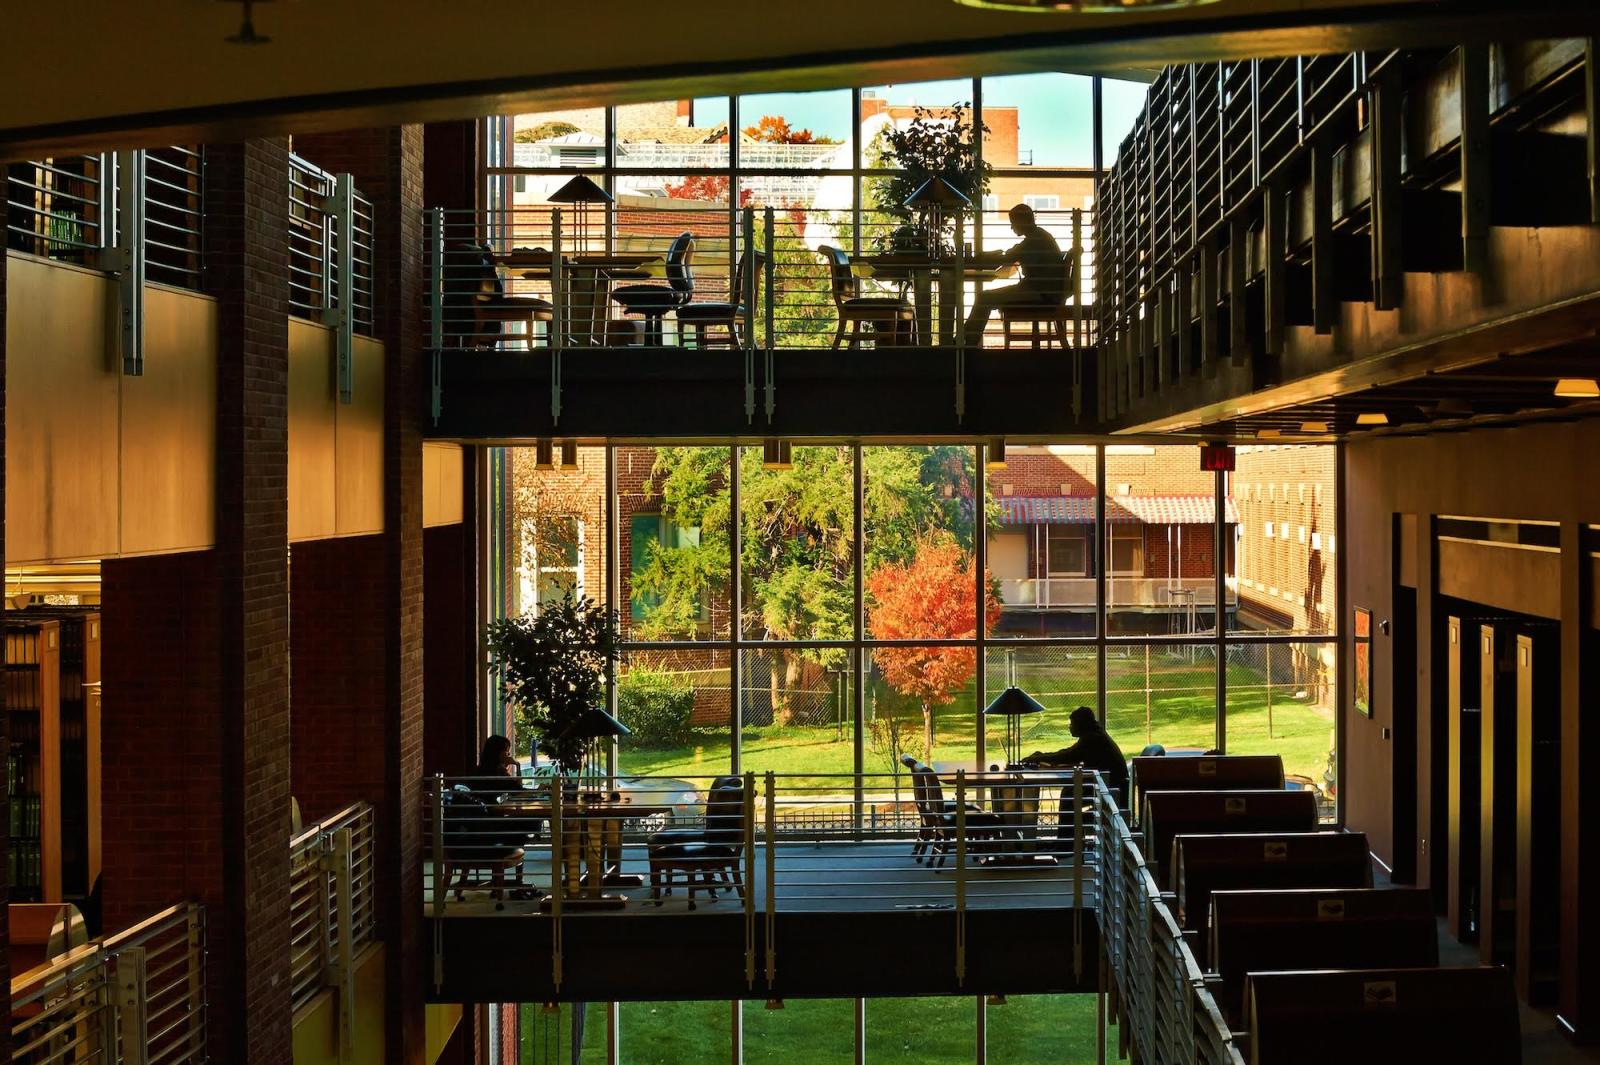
[[559, 704, 632, 739], [548, 173, 614, 205], [903, 176, 972, 210], [983, 686, 1046, 718]]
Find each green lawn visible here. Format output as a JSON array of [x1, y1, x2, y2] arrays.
[[618, 649, 1335, 792], [521, 995, 1105, 1064]]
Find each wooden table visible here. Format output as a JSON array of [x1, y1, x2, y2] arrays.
[[930, 766, 1060, 865], [494, 249, 662, 346], [500, 793, 672, 906], [858, 254, 1000, 347]]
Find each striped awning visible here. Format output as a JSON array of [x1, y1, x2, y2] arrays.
[[996, 495, 1238, 526]]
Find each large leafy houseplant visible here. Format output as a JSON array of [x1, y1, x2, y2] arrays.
[[485, 595, 622, 773], [870, 103, 992, 252]]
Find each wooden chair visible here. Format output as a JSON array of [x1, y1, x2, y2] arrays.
[[1129, 754, 1285, 826], [1243, 967, 1520, 1065], [818, 245, 915, 349], [996, 251, 1087, 350], [902, 757, 1003, 867], [678, 250, 766, 348], [613, 231, 696, 345], [1172, 831, 1373, 965], [441, 785, 527, 901], [648, 779, 746, 909], [1142, 789, 1318, 890], [1207, 887, 1438, 1026], [443, 242, 553, 349]]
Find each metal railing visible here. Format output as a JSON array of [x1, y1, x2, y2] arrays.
[[422, 204, 1095, 353], [287, 154, 375, 333], [141, 147, 205, 290], [10, 903, 208, 1065], [289, 802, 378, 1020], [999, 575, 1235, 611]]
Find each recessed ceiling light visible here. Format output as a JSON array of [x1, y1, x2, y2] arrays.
[[1431, 399, 1473, 418], [761, 439, 792, 470], [1356, 412, 1389, 426], [1554, 378, 1600, 398], [986, 437, 1007, 469], [1255, 429, 1282, 439], [1299, 421, 1329, 433]]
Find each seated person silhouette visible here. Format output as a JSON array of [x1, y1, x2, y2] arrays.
[[961, 203, 1067, 347], [1022, 706, 1130, 813]]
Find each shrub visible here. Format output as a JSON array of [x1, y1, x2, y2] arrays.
[[618, 668, 696, 748]]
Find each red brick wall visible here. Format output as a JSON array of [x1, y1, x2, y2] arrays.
[[424, 521, 478, 777], [0, 213, 9, 1057], [295, 126, 429, 1065], [205, 139, 295, 1065], [289, 535, 387, 824]]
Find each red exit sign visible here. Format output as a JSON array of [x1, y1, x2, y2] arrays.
[[1200, 443, 1236, 472]]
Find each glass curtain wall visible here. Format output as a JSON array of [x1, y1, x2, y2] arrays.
[[495, 442, 1338, 799]]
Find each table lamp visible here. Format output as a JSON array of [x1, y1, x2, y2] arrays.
[[983, 686, 1046, 768], [548, 173, 614, 256], [903, 176, 972, 257], [559, 703, 631, 793]]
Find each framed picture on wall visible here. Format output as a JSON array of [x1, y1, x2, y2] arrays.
[[1353, 607, 1373, 717]]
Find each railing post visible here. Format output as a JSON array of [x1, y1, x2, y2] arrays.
[[187, 904, 207, 1062], [323, 826, 356, 1063], [113, 149, 146, 376], [551, 782, 565, 992], [430, 774, 446, 994], [744, 770, 758, 990], [954, 769, 967, 986], [551, 208, 565, 424], [115, 945, 150, 1065], [953, 213, 967, 423], [1073, 769, 1085, 983], [743, 206, 756, 423], [328, 173, 356, 404], [764, 771, 777, 991], [429, 207, 445, 427], [763, 206, 776, 421]]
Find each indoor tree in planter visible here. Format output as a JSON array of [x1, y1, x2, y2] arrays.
[[869, 102, 992, 253], [485, 594, 622, 777]]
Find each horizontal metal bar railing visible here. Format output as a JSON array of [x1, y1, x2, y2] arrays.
[[287, 153, 375, 334], [422, 205, 1097, 353], [11, 903, 207, 1065], [289, 801, 378, 1014]]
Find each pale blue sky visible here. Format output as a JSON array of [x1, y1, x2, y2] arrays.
[[691, 74, 1150, 170]]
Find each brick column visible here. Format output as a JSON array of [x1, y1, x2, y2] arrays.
[[206, 137, 296, 1065], [0, 198, 11, 1061], [295, 126, 428, 1065]]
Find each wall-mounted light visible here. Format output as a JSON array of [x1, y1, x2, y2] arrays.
[[986, 437, 1007, 469], [1355, 412, 1389, 426], [761, 439, 792, 470], [559, 440, 579, 470], [1554, 378, 1600, 398], [534, 438, 554, 470]]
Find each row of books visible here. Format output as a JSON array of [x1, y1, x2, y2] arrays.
[[9, 838, 43, 890], [9, 794, 42, 837]]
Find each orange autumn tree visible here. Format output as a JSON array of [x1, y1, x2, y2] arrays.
[[866, 537, 1002, 756]]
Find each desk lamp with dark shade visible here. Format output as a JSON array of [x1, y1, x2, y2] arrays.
[[548, 173, 613, 256], [903, 176, 971, 257], [559, 703, 630, 795], [983, 686, 1046, 769]]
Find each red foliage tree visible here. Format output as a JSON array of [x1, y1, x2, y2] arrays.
[[744, 115, 819, 144], [662, 174, 753, 207], [866, 537, 1002, 755]]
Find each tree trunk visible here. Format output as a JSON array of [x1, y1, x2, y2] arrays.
[[923, 701, 935, 760], [770, 648, 784, 725], [782, 654, 806, 726]]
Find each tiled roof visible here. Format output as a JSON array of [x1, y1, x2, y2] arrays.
[[997, 495, 1238, 526]]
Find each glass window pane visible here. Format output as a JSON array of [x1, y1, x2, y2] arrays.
[[981, 73, 1095, 169], [986, 994, 1100, 1064], [1229, 445, 1336, 635], [738, 445, 855, 641], [619, 1000, 731, 1064], [864, 80, 980, 171], [984, 646, 1098, 769], [1105, 643, 1217, 756], [988, 444, 1097, 638], [743, 999, 855, 1064], [1103, 444, 1220, 637], [1225, 641, 1337, 817], [618, 445, 731, 641], [866, 645, 978, 773], [747, 199, 855, 349], [618, 98, 731, 169], [864, 445, 981, 642], [508, 446, 608, 619], [737, 90, 854, 169], [740, 647, 857, 790], [520, 1002, 607, 1064], [864, 996, 977, 1062], [615, 650, 731, 778], [512, 108, 606, 168], [1100, 76, 1152, 167]]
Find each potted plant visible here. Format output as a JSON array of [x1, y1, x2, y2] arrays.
[[870, 103, 992, 254], [485, 595, 623, 785]]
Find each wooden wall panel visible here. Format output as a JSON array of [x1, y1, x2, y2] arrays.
[[121, 285, 217, 555], [4, 254, 119, 564], [287, 319, 336, 542], [423, 443, 463, 528], [1438, 539, 1562, 620], [335, 336, 384, 537]]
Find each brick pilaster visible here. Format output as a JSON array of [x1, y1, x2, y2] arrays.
[[295, 126, 428, 1065], [0, 205, 11, 1061], [206, 138, 295, 1065]]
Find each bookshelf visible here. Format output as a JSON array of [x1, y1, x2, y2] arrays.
[[5, 618, 61, 902]]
